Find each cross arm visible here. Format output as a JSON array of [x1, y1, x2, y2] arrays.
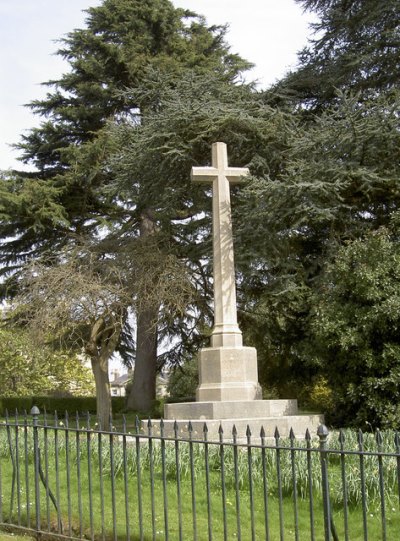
[[225, 167, 250, 184], [191, 166, 250, 184], [191, 167, 218, 183]]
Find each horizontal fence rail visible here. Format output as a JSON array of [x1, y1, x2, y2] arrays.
[[0, 409, 398, 540]]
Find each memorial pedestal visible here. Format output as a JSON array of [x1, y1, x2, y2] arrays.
[[196, 346, 260, 402]]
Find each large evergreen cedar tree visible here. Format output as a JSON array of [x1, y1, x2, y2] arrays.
[[273, 0, 400, 109], [0, 0, 253, 424], [234, 0, 400, 427], [106, 72, 293, 409]]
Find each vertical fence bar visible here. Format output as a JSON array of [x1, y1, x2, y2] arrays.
[[232, 425, 241, 541], [23, 411, 30, 529], [86, 413, 94, 541], [219, 425, 228, 541], [174, 421, 183, 541], [203, 423, 212, 541], [6, 409, 15, 522], [305, 429, 315, 541], [246, 426, 256, 541], [188, 421, 197, 541], [318, 424, 331, 541], [338, 430, 349, 541], [375, 430, 387, 541], [260, 427, 270, 541], [289, 428, 299, 541], [358, 430, 368, 541], [135, 416, 144, 541], [65, 412, 72, 538], [395, 432, 400, 510], [147, 420, 156, 541], [75, 413, 83, 538], [97, 419, 105, 541], [0, 415, 3, 524], [122, 415, 130, 541], [160, 419, 169, 541], [274, 428, 284, 541], [43, 410, 50, 532], [54, 412, 62, 536], [14, 410, 21, 527], [109, 416, 117, 541], [31, 406, 41, 534]]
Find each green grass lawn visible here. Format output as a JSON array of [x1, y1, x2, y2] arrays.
[[0, 532, 35, 541], [0, 424, 397, 540]]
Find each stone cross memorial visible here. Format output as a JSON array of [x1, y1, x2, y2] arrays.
[[191, 142, 259, 402], [191, 141, 247, 349], [162, 142, 323, 439]]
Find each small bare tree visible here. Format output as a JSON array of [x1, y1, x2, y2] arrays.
[[12, 247, 132, 429], [11, 238, 196, 426]]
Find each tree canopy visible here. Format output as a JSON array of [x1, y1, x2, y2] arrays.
[[0, 327, 94, 398], [274, 0, 400, 109], [0, 0, 252, 416]]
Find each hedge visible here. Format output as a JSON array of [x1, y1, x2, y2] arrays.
[[0, 396, 126, 416]]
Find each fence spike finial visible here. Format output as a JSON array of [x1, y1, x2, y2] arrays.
[[30, 406, 40, 417], [317, 424, 329, 444]]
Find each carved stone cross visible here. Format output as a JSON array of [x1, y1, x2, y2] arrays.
[[191, 142, 249, 348]]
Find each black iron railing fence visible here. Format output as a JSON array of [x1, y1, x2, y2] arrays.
[[0, 408, 399, 540]]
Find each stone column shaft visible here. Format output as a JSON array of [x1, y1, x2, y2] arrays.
[[191, 142, 249, 347]]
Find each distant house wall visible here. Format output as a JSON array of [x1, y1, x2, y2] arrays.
[[109, 370, 170, 399]]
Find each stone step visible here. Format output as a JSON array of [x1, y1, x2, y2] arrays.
[[164, 399, 299, 420], [147, 414, 324, 442]]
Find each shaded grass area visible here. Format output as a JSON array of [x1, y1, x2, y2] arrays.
[[0, 423, 398, 540]]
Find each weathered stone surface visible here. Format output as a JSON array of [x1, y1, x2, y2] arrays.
[[150, 413, 325, 441], [164, 399, 298, 420], [196, 346, 259, 401], [191, 142, 248, 349]]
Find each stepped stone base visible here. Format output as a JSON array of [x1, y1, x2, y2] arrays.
[[156, 399, 324, 441], [164, 399, 298, 420]]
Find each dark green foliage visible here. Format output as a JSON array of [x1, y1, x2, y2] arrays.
[[167, 359, 198, 402], [236, 1, 400, 424], [275, 0, 400, 109], [0, 0, 252, 413], [235, 89, 400, 407], [312, 227, 400, 429], [0, 396, 125, 417], [0, 0, 251, 287]]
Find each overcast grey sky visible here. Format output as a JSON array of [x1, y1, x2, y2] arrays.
[[0, 0, 316, 170]]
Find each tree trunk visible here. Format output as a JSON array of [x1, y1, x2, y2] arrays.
[[127, 210, 159, 412], [91, 356, 111, 430], [127, 306, 158, 412]]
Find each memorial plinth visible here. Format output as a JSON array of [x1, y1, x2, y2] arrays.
[[155, 142, 323, 440]]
